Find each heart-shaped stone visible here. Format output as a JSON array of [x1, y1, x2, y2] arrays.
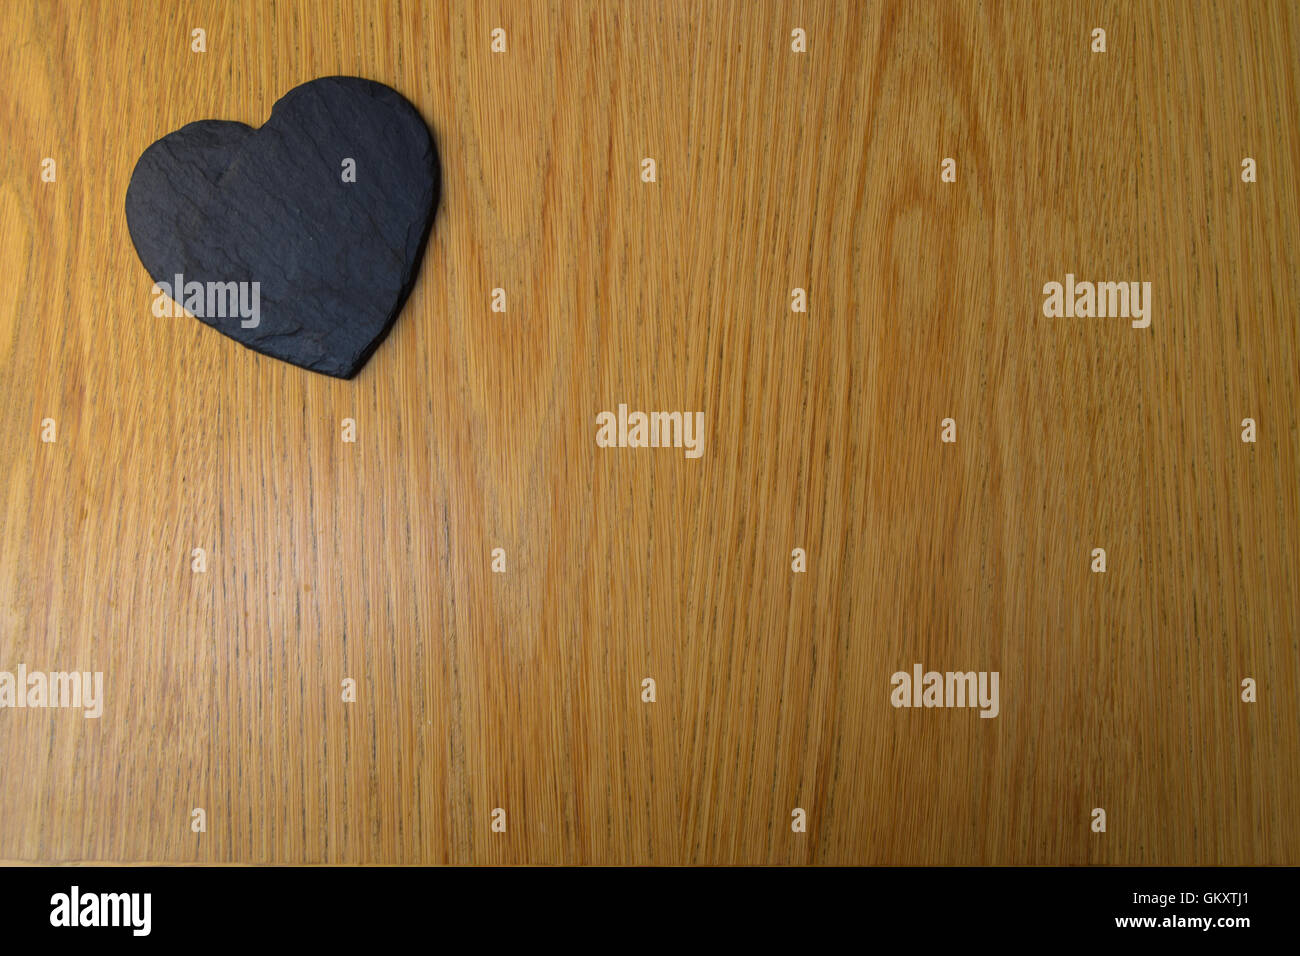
[[125, 76, 440, 378]]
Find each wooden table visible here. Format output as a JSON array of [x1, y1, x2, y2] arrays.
[[1, 0, 1296, 864]]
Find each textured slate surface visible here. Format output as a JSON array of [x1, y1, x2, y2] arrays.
[[125, 76, 439, 378]]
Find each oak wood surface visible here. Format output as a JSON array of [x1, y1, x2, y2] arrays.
[[0, 0, 1297, 864]]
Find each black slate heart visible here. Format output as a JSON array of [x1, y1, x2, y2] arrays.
[[125, 76, 439, 378]]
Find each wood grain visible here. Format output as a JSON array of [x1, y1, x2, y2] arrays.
[[0, 0, 1296, 864]]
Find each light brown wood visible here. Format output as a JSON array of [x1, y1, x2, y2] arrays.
[[0, 0, 1297, 865]]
